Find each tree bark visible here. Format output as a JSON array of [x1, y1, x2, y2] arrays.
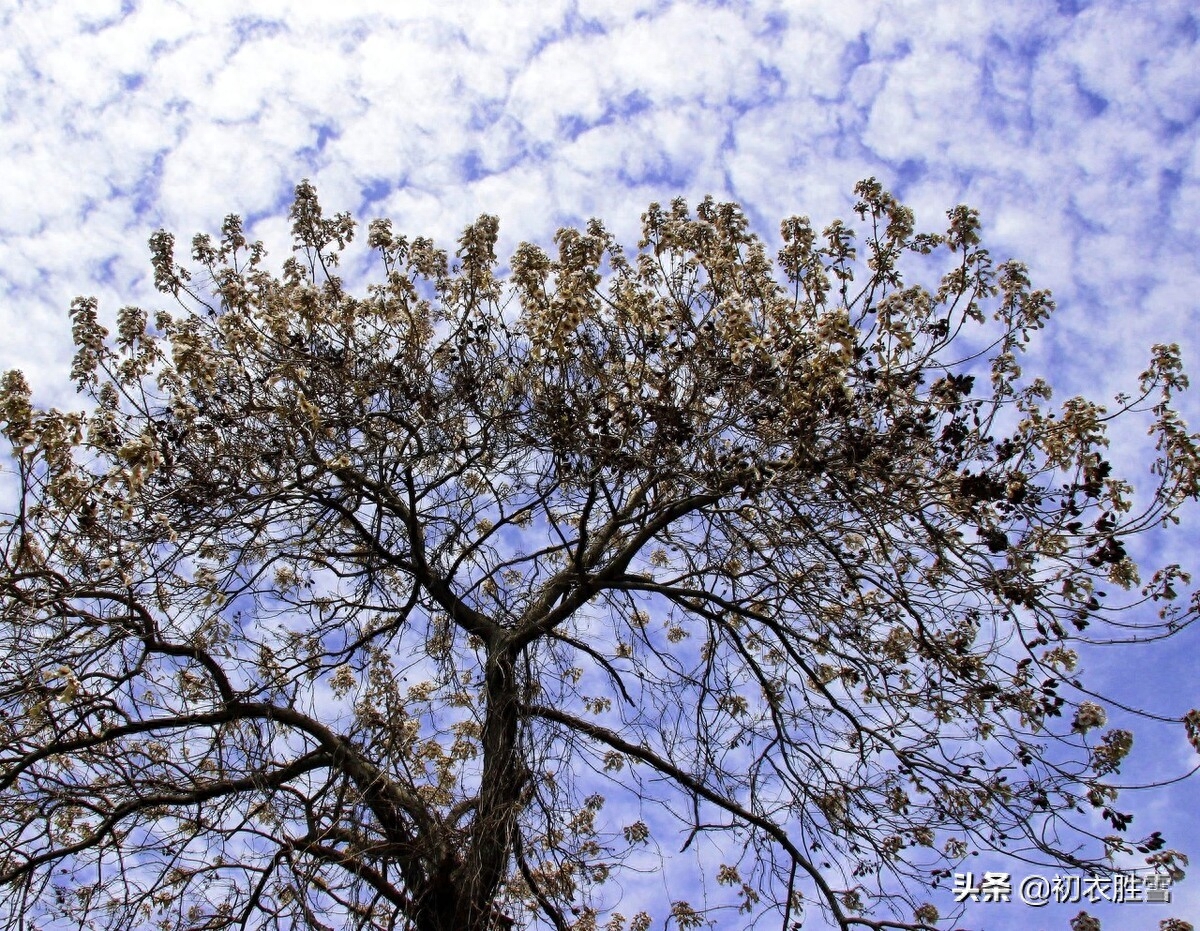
[[444, 643, 522, 931]]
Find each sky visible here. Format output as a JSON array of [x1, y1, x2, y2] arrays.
[[1, 0, 1199, 928]]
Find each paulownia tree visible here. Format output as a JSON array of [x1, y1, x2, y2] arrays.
[[1, 179, 1198, 931]]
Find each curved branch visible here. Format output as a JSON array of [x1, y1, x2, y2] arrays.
[[524, 703, 852, 930]]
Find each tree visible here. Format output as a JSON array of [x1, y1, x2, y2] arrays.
[[1, 178, 1198, 931]]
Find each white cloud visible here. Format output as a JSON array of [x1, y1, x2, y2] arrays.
[[2, 0, 1199, 924]]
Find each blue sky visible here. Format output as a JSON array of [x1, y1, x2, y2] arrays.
[[1, 1, 1198, 928]]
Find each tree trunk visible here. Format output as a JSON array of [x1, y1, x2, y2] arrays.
[[448, 643, 523, 930]]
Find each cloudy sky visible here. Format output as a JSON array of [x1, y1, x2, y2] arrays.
[[2, 0, 1198, 927]]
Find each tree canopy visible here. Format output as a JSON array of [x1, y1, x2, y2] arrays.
[[1, 179, 1198, 931]]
